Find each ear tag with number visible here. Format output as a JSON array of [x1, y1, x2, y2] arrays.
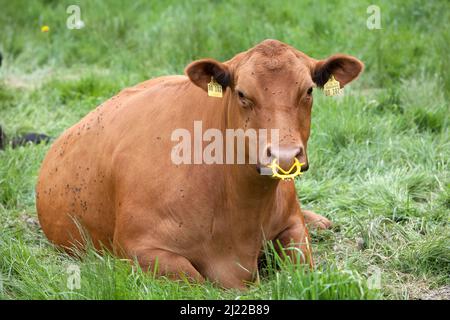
[[323, 75, 343, 97], [207, 77, 223, 98]]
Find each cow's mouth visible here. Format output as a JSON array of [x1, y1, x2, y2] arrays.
[[256, 158, 304, 180]]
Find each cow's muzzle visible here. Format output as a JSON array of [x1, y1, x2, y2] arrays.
[[256, 145, 309, 177], [266, 145, 308, 172]]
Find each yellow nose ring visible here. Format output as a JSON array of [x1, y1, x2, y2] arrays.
[[267, 158, 304, 181]]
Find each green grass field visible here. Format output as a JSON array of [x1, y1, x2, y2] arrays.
[[0, 0, 449, 300]]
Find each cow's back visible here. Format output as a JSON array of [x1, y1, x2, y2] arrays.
[[36, 75, 215, 250]]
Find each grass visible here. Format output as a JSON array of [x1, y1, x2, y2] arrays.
[[0, 0, 449, 299]]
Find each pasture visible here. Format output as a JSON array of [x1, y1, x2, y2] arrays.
[[0, 0, 449, 299]]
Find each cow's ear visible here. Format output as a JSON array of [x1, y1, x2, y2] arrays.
[[185, 58, 231, 91], [312, 54, 364, 88]]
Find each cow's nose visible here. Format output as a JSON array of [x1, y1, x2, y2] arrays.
[[267, 146, 307, 172]]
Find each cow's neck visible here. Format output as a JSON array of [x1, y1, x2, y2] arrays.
[[223, 164, 279, 214], [219, 92, 280, 225]]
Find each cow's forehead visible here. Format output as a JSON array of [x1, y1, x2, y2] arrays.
[[234, 55, 313, 90], [234, 40, 313, 84]]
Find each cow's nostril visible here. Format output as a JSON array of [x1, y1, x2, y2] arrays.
[[295, 147, 303, 158], [266, 147, 272, 158]]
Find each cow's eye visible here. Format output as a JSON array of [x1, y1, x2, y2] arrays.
[[236, 89, 253, 108], [307, 87, 313, 95]]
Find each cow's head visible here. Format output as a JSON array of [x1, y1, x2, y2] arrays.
[[186, 40, 363, 175]]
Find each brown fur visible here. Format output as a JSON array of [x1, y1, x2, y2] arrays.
[[36, 39, 363, 289]]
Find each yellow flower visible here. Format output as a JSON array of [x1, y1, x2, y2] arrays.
[[41, 25, 50, 33]]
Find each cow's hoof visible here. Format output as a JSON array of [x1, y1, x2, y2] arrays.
[[302, 210, 332, 230], [311, 218, 332, 230]]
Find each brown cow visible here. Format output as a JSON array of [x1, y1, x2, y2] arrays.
[[36, 39, 363, 289]]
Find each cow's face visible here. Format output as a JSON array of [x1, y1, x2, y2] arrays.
[[186, 40, 363, 174]]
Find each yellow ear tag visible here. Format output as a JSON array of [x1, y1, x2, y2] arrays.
[[267, 158, 304, 181], [207, 77, 223, 98], [323, 75, 343, 97]]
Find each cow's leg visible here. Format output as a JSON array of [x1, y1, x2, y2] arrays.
[[302, 209, 332, 230], [113, 199, 204, 282], [113, 227, 203, 281], [274, 222, 313, 267], [119, 246, 205, 282]]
